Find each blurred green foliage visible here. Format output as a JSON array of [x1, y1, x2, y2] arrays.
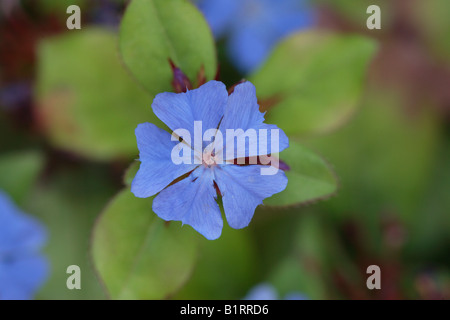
[[28, 164, 115, 300], [413, 0, 450, 61], [306, 91, 441, 223], [251, 31, 378, 136], [36, 28, 161, 160], [174, 225, 259, 299], [0, 150, 44, 203]]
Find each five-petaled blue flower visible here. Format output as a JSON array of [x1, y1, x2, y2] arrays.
[[132, 80, 289, 240], [0, 190, 48, 300], [195, 0, 314, 73], [244, 283, 308, 300]]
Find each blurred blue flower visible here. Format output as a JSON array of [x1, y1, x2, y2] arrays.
[[244, 283, 278, 300], [132, 80, 289, 240], [0, 82, 31, 111], [195, 0, 314, 73], [0, 191, 48, 300], [245, 283, 308, 300]]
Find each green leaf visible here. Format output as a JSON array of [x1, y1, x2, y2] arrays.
[[119, 0, 217, 95], [264, 142, 337, 207], [0, 150, 45, 204], [92, 188, 199, 299], [250, 31, 378, 136], [123, 161, 140, 186], [36, 28, 161, 161]]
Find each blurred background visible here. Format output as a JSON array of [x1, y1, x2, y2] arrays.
[[0, 0, 449, 299]]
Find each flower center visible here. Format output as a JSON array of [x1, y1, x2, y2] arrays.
[[202, 150, 218, 167]]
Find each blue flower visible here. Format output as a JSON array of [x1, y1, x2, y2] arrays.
[[195, 0, 315, 73], [0, 190, 48, 300], [132, 80, 289, 240], [244, 283, 308, 300], [244, 283, 278, 300]]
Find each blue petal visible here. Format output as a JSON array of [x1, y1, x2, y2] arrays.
[[214, 164, 287, 229], [225, 0, 314, 73], [227, 22, 271, 74], [284, 292, 308, 300], [195, 0, 240, 38], [244, 283, 278, 300], [0, 191, 47, 253], [152, 167, 223, 240], [218, 82, 289, 160], [131, 123, 198, 198], [151, 81, 228, 147], [0, 255, 48, 300], [266, 0, 315, 39]]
